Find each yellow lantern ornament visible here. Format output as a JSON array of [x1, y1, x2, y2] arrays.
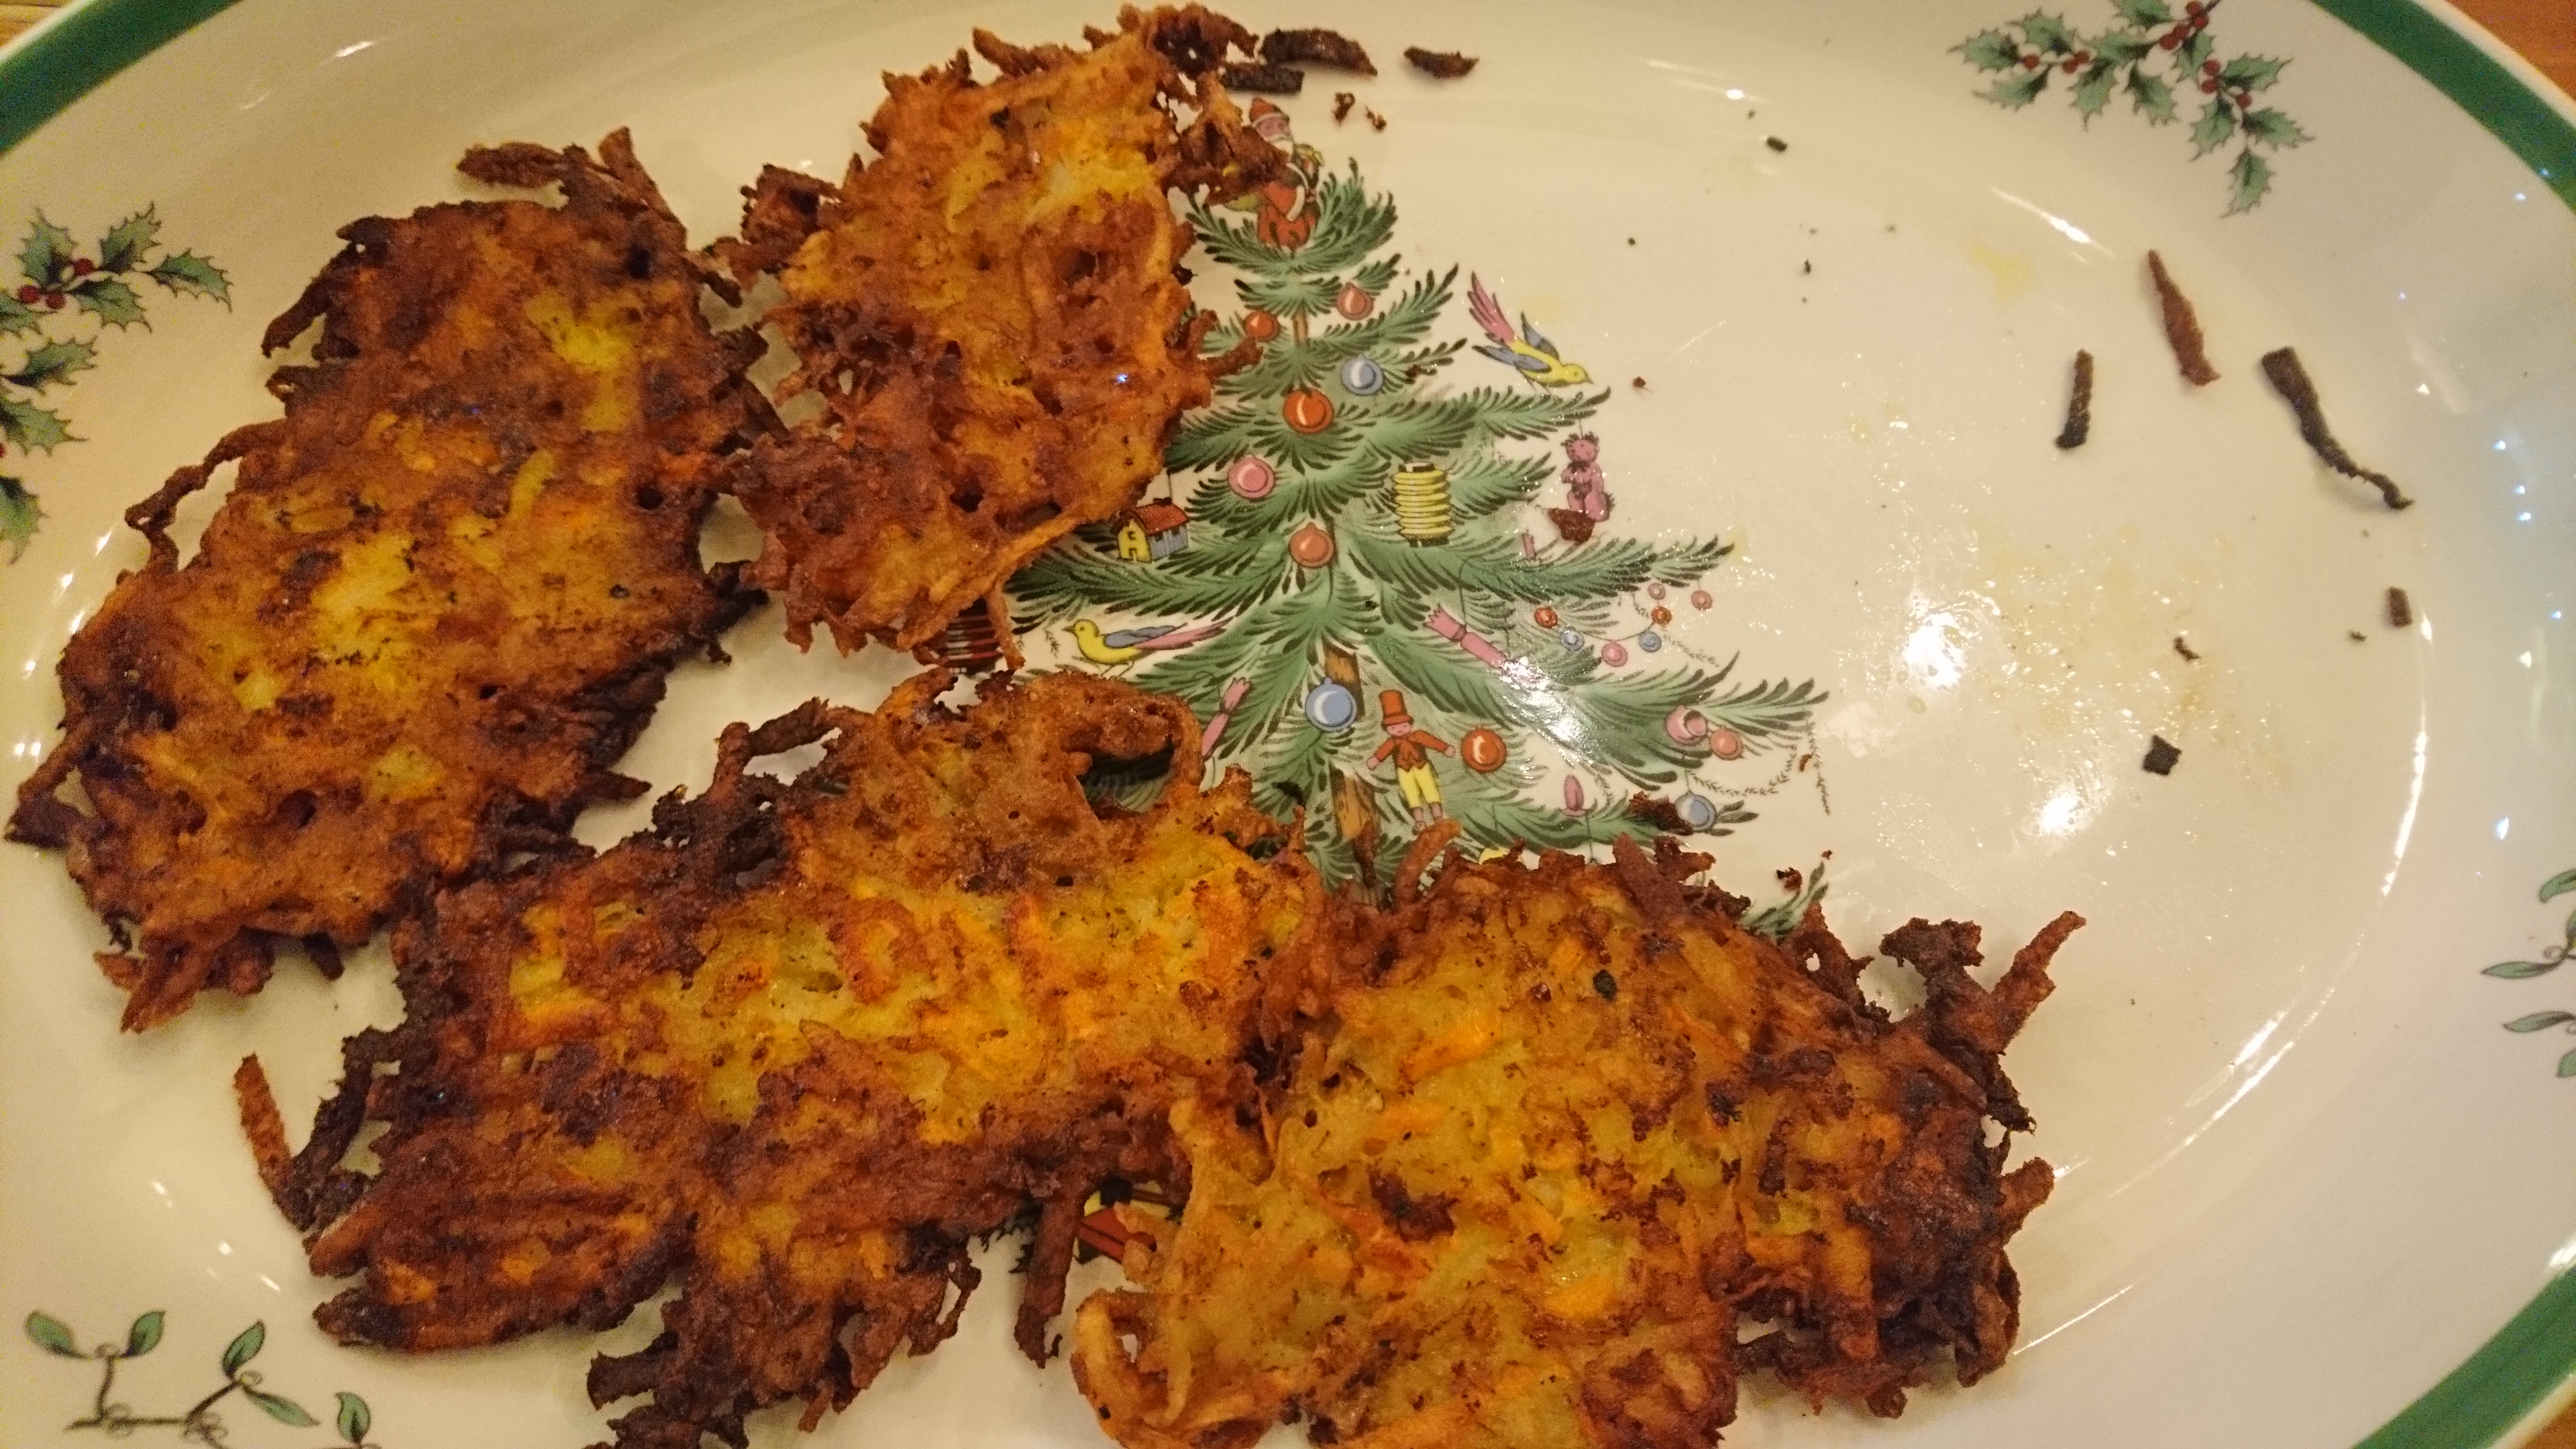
[[1391, 464, 1453, 546]]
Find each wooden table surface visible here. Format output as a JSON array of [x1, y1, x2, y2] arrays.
[[0, 0, 2570, 1438]]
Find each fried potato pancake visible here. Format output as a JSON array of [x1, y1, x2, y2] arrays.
[[1075, 841, 2080, 1448], [715, 5, 1281, 656], [237, 672, 1328, 1449], [9, 133, 767, 1030]]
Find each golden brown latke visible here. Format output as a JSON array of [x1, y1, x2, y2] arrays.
[[713, 5, 1281, 657], [237, 672, 1329, 1449], [1075, 837, 2079, 1448], [8, 133, 767, 1031]]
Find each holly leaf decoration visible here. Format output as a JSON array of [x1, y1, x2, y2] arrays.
[[1982, 69, 2051, 109], [2190, 99, 2238, 157], [0, 478, 36, 564], [95, 205, 160, 273], [18, 213, 74, 290], [2127, 67, 2177, 123], [72, 276, 146, 328], [1957, 28, 2021, 71], [2017, 11, 2078, 53], [1, 394, 72, 452], [2092, 31, 2153, 64], [335, 1391, 373, 1445], [245, 1386, 317, 1427], [219, 1320, 265, 1375], [2220, 54, 2289, 93], [2241, 107, 2310, 150], [9, 337, 95, 390], [0, 290, 36, 337], [2226, 147, 2274, 214], [2072, 62, 2118, 120], [124, 1310, 164, 1357], [2111, 0, 2171, 23], [148, 250, 230, 303], [2177, 28, 2214, 72], [23, 1310, 80, 1357]]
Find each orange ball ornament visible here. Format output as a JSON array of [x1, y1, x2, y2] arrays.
[[1534, 606, 1559, 629], [1289, 521, 1335, 568], [1650, 605, 1672, 626], [1461, 727, 1507, 773], [1242, 309, 1280, 341], [1336, 280, 1374, 319], [1283, 387, 1334, 433]]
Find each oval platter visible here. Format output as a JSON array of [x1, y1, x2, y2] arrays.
[[1, 1, 2572, 1446]]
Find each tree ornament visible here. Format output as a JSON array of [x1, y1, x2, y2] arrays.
[[1304, 680, 1358, 732], [1650, 605, 1672, 626], [1227, 455, 1276, 500], [1368, 690, 1453, 828], [1283, 387, 1334, 433], [1426, 606, 1507, 669], [1243, 309, 1281, 341], [1534, 606, 1559, 629], [1338, 355, 1385, 395], [1690, 589, 1713, 610], [1460, 727, 1507, 772], [1665, 706, 1708, 746], [1709, 727, 1745, 761], [1289, 521, 1335, 568], [1675, 792, 1719, 830], [1559, 628, 1584, 650], [1336, 279, 1375, 319], [1601, 641, 1629, 667], [1638, 629, 1662, 653], [1391, 465, 1453, 545], [1562, 775, 1586, 813], [1646, 582, 1667, 600], [1201, 678, 1253, 757]]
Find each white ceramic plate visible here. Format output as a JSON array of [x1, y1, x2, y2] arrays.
[[3, 1, 2572, 1445]]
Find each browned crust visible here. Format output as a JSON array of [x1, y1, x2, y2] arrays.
[[2259, 345, 2415, 509], [1403, 46, 1478, 78], [2146, 250, 2219, 386], [1261, 27, 1375, 74], [9, 131, 767, 1030]]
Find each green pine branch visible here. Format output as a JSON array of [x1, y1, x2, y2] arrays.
[[1205, 268, 1459, 395], [1186, 164, 1397, 285], [1348, 531, 1730, 606], [1011, 530, 1295, 619]]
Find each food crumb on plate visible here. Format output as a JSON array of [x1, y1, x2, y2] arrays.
[[2142, 735, 2182, 775], [1403, 46, 1477, 78]]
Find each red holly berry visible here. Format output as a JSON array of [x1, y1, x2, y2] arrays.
[[2019, 52, 2041, 68], [2159, 29, 2185, 50], [43, 292, 64, 311], [2201, 78, 2219, 93], [2074, 50, 2093, 64], [12, 284, 35, 305], [70, 258, 94, 276], [2191, 12, 2209, 29], [2061, 57, 2081, 73], [2235, 90, 2253, 109], [2204, 58, 2222, 74], [2186, 0, 2204, 11]]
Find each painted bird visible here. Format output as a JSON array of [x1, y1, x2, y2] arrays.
[[1467, 274, 1591, 387], [1069, 618, 1222, 667]]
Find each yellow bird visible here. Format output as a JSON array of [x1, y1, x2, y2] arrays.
[[1069, 618, 1222, 667], [1467, 274, 1591, 388]]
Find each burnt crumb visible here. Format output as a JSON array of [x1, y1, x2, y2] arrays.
[[1776, 866, 1804, 893], [1221, 62, 1305, 94], [1592, 968, 1619, 1000], [1625, 793, 1688, 832], [1545, 506, 1595, 544], [2348, 630, 2367, 642], [2146, 250, 2219, 386], [1332, 91, 1356, 123], [2142, 735, 2182, 775], [2172, 634, 2200, 662], [1764, 136, 1788, 153], [1403, 46, 1478, 78], [1367, 1171, 1456, 1241], [2054, 348, 2094, 450], [1704, 1083, 1739, 1124], [2385, 586, 2413, 628], [2259, 347, 2414, 510], [1626, 236, 1635, 246], [1364, 108, 1388, 131], [1630, 375, 1649, 391], [1801, 259, 1812, 274], [1263, 28, 1375, 74]]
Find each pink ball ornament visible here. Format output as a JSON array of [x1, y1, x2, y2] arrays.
[[1646, 582, 1666, 600], [1228, 455, 1276, 500], [1665, 706, 1708, 746], [1690, 589, 1713, 610], [1601, 641, 1629, 667]]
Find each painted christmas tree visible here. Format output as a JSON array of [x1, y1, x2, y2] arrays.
[[1012, 131, 1821, 888]]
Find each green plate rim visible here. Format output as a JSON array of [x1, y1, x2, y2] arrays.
[[1, 0, 2573, 1442]]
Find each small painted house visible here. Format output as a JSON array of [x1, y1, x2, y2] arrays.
[[1116, 502, 1191, 561]]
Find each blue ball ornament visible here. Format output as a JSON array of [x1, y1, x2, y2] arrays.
[[1303, 680, 1358, 733], [1338, 355, 1385, 396], [1675, 792, 1719, 831], [1639, 629, 1663, 653]]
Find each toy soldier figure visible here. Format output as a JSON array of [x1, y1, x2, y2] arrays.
[[1366, 690, 1452, 829]]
